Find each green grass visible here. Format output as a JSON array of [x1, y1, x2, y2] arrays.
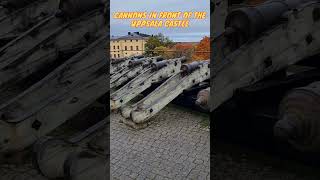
[[199, 114, 210, 129]]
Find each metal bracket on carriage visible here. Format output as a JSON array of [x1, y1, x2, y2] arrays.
[[110, 57, 186, 110], [110, 56, 163, 89], [121, 60, 210, 129]]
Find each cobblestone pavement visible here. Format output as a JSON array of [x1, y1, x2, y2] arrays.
[[110, 105, 210, 180], [212, 140, 320, 180]]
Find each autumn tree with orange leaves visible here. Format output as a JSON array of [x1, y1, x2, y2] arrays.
[[192, 36, 210, 61], [171, 43, 195, 61]]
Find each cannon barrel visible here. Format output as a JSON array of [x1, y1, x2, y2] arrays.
[[59, 0, 104, 18], [128, 56, 161, 67], [225, 0, 313, 48], [181, 60, 209, 76], [111, 57, 128, 64], [33, 137, 106, 180], [181, 61, 202, 74], [151, 57, 185, 71], [195, 87, 210, 110], [151, 60, 168, 71], [128, 58, 146, 67], [274, 81, 320, 152], [111, 55, 145, 65], [155, 56, 164, 61], [130, 55, 144, 60]]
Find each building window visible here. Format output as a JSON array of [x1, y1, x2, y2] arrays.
[[113, 45, 115, 49], [117, 46, 119, 49], [114, 54, 116, 58], [136, 40, 138, 42], [130, 46, 133, 50], [125, 46, 127, 50], [118, 54, 120, 58], [130, 40, 132, 42], [125, 40, 126, 42], [136, 46, 139, 50]]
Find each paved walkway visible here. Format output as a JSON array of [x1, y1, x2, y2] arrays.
[[110, 105, 210, 180]]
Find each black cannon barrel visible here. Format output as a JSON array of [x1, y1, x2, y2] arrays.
[[111, 57, 128, 64], [181, 60, 209, 76], [181, 61, 200, 74], [151, 60, 168, 71], [59, 0, 104, 18], [130, 55, 144, 60], [225, 0, 313, 48], [128, 58, 146, 67], [155, 56, 164, 61]]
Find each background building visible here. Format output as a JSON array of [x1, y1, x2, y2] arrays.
[[110, 32, 150, 58]]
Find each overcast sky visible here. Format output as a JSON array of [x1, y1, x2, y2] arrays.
[[110, 0, 210, 42]]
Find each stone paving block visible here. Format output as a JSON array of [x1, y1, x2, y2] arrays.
[[110, 106, 210, 179]]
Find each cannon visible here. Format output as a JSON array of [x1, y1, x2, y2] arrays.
[[111, 57, 185, 110], [0, 0, 59, 46], [0, 0, 108, 178], [195, 87, 210, 111], [110, 55, 146, 75], [225, 0, 313, 48], [110, 56, 162, 89], [274, 81, 320, 152], [33, 137, 106, 180], [181, 61, 208, 76], [121, 60, 210, 128], [211, 0, 320, 158]]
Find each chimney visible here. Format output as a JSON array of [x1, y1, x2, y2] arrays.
[[128, 32, 131, 35], [135, 32, 139, 35]]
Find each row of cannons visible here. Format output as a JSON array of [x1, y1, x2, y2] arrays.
[[110, 56, 210, 129], [211, 0, 320, 156], [0, 0, 108, 179]]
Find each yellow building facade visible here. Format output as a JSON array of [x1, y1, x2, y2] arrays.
[[110, 32, 149, 59]]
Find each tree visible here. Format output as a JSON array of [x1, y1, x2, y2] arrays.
[[145, 33, 174, 56], [171, 43, 195, 61], [154, 46, 174, 59], [192, 36, 210, 61]]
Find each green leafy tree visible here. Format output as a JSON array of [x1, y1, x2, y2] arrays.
[[145, 33, 174, 56], [154, 46, 174, 59]]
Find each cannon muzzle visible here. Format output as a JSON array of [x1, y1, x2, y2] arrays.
[[225, 0, 313, 48]]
